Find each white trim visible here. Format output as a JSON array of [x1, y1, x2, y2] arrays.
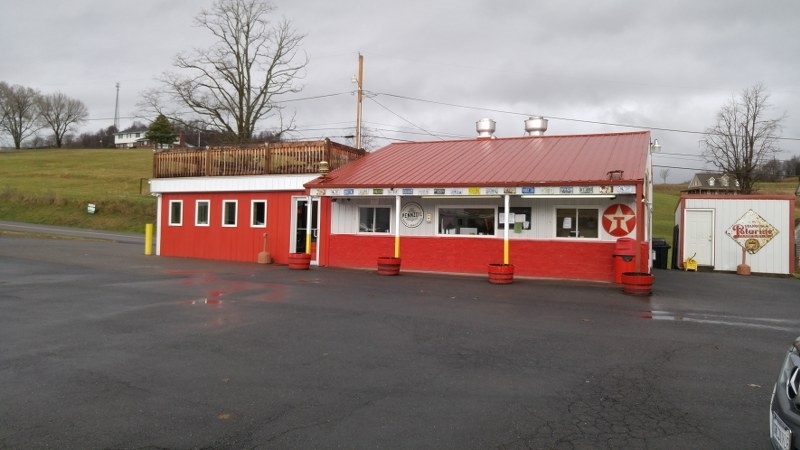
[[195, 199, 210, 226], [222, 200, 238, 227], [155, 195, 162, 256], [168, 200, 183, 226], [149, 174, 316, 194], [251, 199, 267, 228]]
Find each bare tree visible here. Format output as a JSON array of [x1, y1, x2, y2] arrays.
[[145, 0, 307, 143], [701, 83, 785, 194], [37, 92, 89, 148], [658, 168, 671, 185], [0, 82, 41, 149]]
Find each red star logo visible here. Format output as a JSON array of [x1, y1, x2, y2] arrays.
[[602, 204, 636, 237]]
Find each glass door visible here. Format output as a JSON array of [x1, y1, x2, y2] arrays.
[[293, 197, 319, 262]]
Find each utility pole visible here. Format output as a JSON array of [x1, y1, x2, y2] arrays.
[[355, 53, 363, 149], [114, 82, 120, 131]]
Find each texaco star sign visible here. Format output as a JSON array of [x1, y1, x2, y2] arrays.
[[602, 204, 636, 237]]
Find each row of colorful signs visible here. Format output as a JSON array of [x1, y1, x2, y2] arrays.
[[313, 185, 636, 197]]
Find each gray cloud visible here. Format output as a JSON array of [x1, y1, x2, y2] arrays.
[[1, 0, 797, 182]]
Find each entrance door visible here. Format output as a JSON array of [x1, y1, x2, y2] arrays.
[[684, 209, 714, 267], [293, 197, 319, 263]]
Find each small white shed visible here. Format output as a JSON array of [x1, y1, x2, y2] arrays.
[[674, 194, 796, 275]]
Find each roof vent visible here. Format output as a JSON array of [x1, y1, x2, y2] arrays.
[[524, 116, 548, 136], [476, 118, 496, 139]]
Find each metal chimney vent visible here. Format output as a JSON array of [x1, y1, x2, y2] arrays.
[[524, 116, 548, 136], [476, 118, 496, 138]]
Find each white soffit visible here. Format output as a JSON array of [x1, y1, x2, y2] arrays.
[[149, 174, 316, 193]]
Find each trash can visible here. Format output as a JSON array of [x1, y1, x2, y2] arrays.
[[652, 238, 671, 270], [612, 237, 637, 284]]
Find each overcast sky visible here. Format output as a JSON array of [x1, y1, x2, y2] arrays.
[[1, 0, 798, 182]]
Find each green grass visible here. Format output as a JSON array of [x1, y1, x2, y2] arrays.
[[0, 149, 155, 233]]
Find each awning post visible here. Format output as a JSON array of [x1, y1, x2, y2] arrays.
[[503, 194, 510, 264]]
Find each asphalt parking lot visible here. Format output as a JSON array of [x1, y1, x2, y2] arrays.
[[1, 225, 798, 449]]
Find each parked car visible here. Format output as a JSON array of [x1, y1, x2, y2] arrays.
[[771, 336, 800, 450]]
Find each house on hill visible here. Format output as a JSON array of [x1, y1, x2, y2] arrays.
[[683, 172, 740, 195], [114, 125, 185, 149]]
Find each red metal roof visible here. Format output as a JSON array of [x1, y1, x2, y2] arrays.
[[306, 131, 651, 188]]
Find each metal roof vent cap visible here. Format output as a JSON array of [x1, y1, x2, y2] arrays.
[[476, 118, 496, 139], [524, 116, 548, 136]]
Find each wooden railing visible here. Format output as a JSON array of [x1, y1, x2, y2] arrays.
[[152, 139, 366, 178]]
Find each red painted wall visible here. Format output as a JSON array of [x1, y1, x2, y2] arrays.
[[323, 234, 649, 282], [158, 192, 651, 282], [159, 192, 296, 264]]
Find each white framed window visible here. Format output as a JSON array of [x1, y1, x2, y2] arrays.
[[358, 206, 392, 233], [195, 200, 210, 226], [222, 200, 237, 227], [556, 207, 599, 238], [169, 200, 183, 226], [251, 200, 267, 227], [359, 207, 391, 233], [437, 206, 496, 235]]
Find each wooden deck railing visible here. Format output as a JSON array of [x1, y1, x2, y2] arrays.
[[152, 139, 366, 178]]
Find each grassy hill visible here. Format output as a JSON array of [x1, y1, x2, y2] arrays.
[[1, 148, 798, 251], [0, 149, 155, 233]]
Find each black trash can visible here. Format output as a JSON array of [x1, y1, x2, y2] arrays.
[[652, 238, 671, 270]]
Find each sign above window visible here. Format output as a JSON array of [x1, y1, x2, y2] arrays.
[[312, 185, 636, 197]]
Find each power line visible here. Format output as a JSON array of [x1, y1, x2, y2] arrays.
[[374, 91, 800, 142]]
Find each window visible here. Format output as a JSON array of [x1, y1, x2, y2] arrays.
[[251, 200, 267, 227], [359, 207, 391, 232], [438, 207, 495, 235], [556, 208, 598, 238], [196, 200, 210, 226], [169, 200, 183, 226], [222, 200, 237, 227], [499, 207, 532, 231]]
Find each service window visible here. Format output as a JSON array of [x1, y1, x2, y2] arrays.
[[169, 200, 183, 226], [359, 207, 391, 232], [556, 208, 599, 238], [251, 200, 267, 227], [438, 207, 495, 235], [222, 200, 237, 227], [196, 200, 210, 226]]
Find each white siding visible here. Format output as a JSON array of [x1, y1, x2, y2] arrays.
[[331, 196, 635, 240], [150, 174, 316, 194]]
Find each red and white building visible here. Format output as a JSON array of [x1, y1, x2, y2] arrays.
[[149, 120, 657, 283]]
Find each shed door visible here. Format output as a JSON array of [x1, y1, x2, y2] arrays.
[[684, 209, 714, 267]]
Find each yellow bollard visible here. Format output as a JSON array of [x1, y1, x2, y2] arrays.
[[145, 223, 153, 255]]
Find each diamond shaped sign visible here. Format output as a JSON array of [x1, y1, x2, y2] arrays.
[[725, 209, 779, 254]]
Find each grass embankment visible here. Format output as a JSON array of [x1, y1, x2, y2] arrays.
[[0, 149, 155, 233]]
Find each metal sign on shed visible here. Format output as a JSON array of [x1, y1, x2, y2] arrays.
[[725, 209, 779, 254]]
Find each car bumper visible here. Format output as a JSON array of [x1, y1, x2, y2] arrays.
[[772, 383, 800, 450]]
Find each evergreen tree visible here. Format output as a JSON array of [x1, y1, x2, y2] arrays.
[[146, 114, 177, 148]]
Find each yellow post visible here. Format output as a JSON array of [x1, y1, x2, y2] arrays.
[[144, 223, 153, 256], [394, 195, 401, 258], [503, 194, 510, 264]]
